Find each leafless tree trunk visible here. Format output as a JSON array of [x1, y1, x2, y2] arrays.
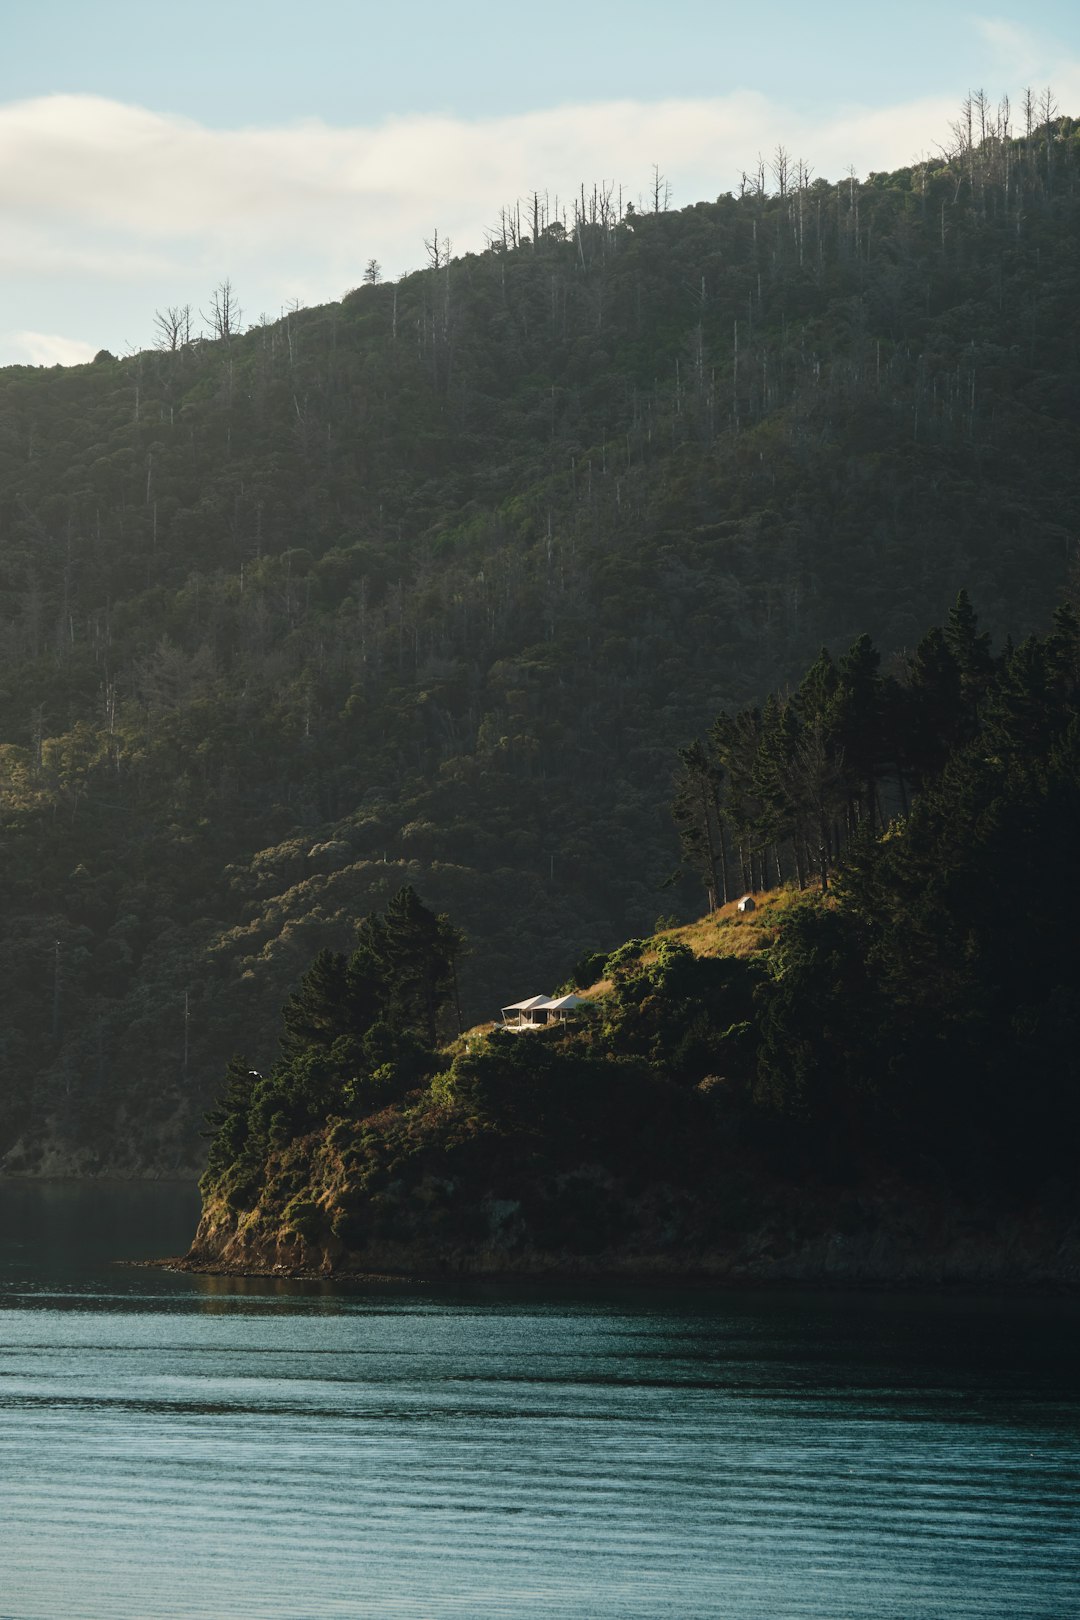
[[424, 230, 450, 270], [1039, 86, 1060, 189], [203, 279, 241, 342], [153, 304, 192, 352]]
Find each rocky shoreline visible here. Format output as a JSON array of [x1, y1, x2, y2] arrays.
[[171, 1187, 1080, 1291]]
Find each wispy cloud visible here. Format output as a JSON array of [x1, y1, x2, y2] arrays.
[[972, 16, 1080, 105], [7, 330, 98, 367], [0, 90, 957, 272], [0, 77, 1075, 361]]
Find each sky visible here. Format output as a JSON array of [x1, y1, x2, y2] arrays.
[[2, 0, 1079, 366]]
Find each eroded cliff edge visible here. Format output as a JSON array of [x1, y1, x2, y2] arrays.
[[179, 1115, 1080, 1287]]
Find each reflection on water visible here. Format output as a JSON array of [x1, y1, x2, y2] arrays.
[[1, 1181, 1078, 1618]]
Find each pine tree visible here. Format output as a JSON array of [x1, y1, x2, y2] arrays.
[[381, 885, 464, 1047], [673, 740, 722, 909], [279, 948, 352, 1058], [201, 1055, 261, 1180], [833, 633, 885, 832]]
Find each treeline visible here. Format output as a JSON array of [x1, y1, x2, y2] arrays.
[[674, 591, 1007, 902], [576, 590, 1080, 1192], [769, 605, 1080, 1181]]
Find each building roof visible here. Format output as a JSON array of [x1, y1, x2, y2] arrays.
[[501, 992, 588, 1016]]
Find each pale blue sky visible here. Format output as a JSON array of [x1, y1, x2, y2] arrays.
[[7, 0, 1079, 123], [1, 0, 1078, 363]]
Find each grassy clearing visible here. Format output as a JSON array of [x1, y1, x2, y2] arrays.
[[453, 885, 815, 1042], [651, 885, 807, 962]]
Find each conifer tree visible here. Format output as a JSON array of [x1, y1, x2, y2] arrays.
[[673, 740, 722, 909], [380, 885, 464, 1047], [279, 948, 352, 1058]]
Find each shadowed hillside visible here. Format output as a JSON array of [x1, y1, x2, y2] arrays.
[[2, 110, 1079, 1173]]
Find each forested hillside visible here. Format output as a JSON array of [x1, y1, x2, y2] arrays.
[[189, 599, 1080, 1280], [2, 108, 1079, 1174]]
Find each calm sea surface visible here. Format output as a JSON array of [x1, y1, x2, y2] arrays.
[[0, 1182, 1078, 1619]]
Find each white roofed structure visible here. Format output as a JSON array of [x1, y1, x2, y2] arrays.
[[500, 995, 551, 1030], [500, 992, 588, 1031], [543, 994, 587, 1015]]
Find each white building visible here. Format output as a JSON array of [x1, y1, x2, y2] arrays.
[[500, 993, 588, 1031]]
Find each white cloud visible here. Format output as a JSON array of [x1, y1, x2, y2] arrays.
[[0, 218, 178, 279], [0, 90, 959, 270], [0, 77, 1076, 361], [8, 330, 97, 366]]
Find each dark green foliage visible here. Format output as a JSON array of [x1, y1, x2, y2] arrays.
[[380, 885, 465, 1046], [280, 949, 355, 1059], [201, 1055, 260, 1182], [277, 888, 462, 1061], [203, 592, 1080, 1251], [4, 113, 1080, 1171], [568, 949, 609, 989], [755, 602, 1080, 1188], [201, 886, 459, 1198], [600, 938, 761, 1089], [753, 900, 880, 1180]]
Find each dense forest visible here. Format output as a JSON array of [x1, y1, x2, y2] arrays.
[[2, 103, 1079, 1175], [191, 597, 1080, 1276]]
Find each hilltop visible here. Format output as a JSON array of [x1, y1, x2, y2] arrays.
[[2, 110, 1080, 1175], [179, 884, 842, 1280], [185, 594, 1080, 1284]]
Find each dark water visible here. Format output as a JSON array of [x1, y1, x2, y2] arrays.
[[1, 1184, 1078, 1619]]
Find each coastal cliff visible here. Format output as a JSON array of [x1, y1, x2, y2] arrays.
[[183, 1140, 1079, 1287]]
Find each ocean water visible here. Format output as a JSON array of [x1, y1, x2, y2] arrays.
[[0, 1181, 1078, 1619]]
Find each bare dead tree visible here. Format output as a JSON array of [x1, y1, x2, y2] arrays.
[[794, 158, 814, 263], [153, 305, 192, 353], [973, 86, 989, 147], [1038, 84, 1059, 128], [424, 230, 450, 270], [484, 206, 510, 253], [1039, 85, 1060, 188], [203, 279, 241, 342]]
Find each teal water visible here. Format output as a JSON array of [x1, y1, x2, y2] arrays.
[[1, 1184, 1078, 1619]]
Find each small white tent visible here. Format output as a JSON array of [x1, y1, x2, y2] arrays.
[[542, 994, 587, 1020], [501, 995, 551, 1028], [500, 993, 588, 1030]]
